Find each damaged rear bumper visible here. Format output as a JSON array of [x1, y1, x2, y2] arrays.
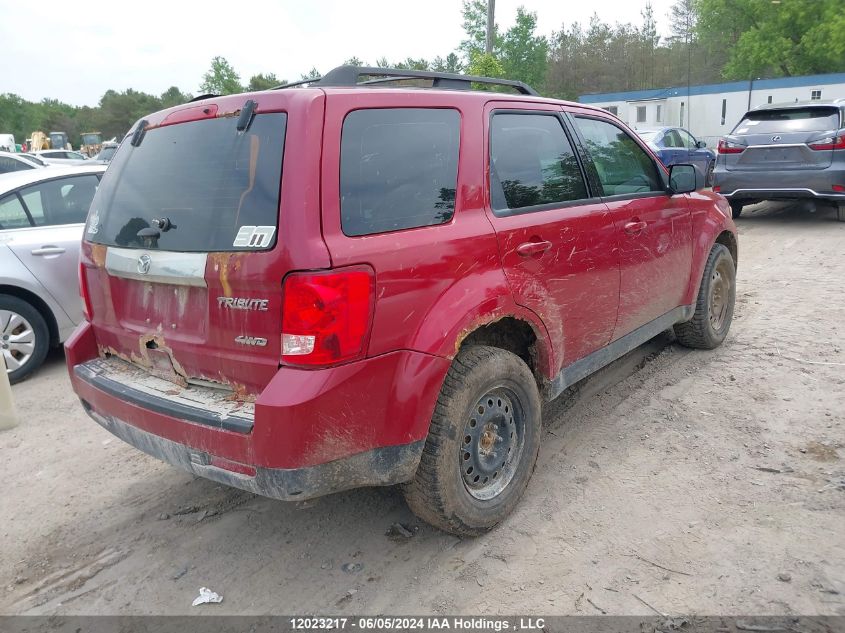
[[66, 322, 447, 501], [84, 407, 423, 500]]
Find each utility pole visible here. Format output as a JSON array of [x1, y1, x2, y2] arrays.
[[486, 0, 495, 55]]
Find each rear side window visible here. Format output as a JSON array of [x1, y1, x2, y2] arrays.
[[574, 117, 663, 196], [88, 113, 286, 251], [735, 107, 840, 134], [340, 108, 460, 236], [490, 113, 588, 212], [20, 175, 100, 226], [0, 195, 31, 229]]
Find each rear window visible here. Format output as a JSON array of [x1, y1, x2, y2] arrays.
[[735, 107, 840, 134], [340, 108, 460, 236], [87, 113, 286, 252]]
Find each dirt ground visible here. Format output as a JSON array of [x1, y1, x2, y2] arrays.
[[1, 200, 843, 616]]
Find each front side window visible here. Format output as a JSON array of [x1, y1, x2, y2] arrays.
[[340, 108, 460, 236], [20, 175, 100, 226], [574, 117, 663, 197], [678, 129, 696, 149], [490, 113, 588, 212]]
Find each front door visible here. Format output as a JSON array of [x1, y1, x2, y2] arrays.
[[484, 104, 620, 369], [570, 115, 693, 339]]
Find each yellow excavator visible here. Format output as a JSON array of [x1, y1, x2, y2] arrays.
[[27, 131, 72, 152]]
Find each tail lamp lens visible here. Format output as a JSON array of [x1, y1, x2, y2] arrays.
[[808, 133, 845, 151], [717, 138, 745, 154], [281, 269, 374, 366]]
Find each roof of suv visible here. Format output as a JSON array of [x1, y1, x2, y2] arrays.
[[752, 98, 845, 111]]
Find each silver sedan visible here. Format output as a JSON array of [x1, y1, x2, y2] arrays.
[[0, 165, 106, 382]]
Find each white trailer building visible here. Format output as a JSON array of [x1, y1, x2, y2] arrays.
[[579, 72, 845, 147]]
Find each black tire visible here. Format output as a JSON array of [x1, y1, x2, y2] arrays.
[[705, 161, 715, 187], [0, 295, 50, 384], [729, 201, 743, 219], [674, 243, 735, 350], [403, 345, 542, 536], [836, 203, 845, 222]]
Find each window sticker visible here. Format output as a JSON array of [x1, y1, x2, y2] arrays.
[[233, 225, 275, 248], [86, 210, 100, 235]]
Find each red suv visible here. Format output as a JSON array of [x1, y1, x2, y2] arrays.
[[66, 66, 737, 535]]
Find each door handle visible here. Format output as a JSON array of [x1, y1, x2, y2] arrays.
[[624, 221, 647, 235], [516, 240, 552, 257], [31, 246, 66, 256]]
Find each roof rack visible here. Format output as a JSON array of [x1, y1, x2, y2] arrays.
[[273, 65, 539, 96]]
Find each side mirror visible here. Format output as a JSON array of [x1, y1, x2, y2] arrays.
[[669, 164, 701, 194], [695, 140, 707, 148]]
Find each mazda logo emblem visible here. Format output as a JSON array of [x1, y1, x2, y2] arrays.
[[771, 135, 781, 142], [137, 254, 152, 274]]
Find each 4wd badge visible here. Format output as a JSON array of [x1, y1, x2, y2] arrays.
[[233, 226, 275, 248]]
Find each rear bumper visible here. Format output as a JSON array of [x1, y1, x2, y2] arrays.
[[84, 408, 423, 500], [714, 166, 845, 201], [66, 321, 448, 500]]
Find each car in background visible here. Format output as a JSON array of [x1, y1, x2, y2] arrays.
[[33, 150, 90, 166], [0, 151, 48, 174], [637, 127, 716, 186], [90, 141, 119, 164], [1, 165, 106, 382], [713, 100, 845, 220]]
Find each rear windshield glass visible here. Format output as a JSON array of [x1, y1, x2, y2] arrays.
[[735, 107, 840, 134], [340, 108, 460, 236], [86, 113, 286, 252]]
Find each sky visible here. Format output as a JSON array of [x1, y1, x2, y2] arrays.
[[1, 0, 675, 106]]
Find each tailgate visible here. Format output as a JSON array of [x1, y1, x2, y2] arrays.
[[78, 92, 328, 395]]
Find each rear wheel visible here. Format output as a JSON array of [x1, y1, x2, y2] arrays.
[[674, 243, 735, 350], [705, 161, 715, 187], [0, 295, 50, 384], [729, 201, 743, 219], [836, 203, 845, 222], [403, 346, 541, 536]]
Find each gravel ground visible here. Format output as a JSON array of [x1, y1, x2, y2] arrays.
[[1, 200, 843, 616]]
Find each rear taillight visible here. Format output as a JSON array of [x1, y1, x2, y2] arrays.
[[808, 132, 845, 151], [79, 262, 93, 320], [717, 138, 745, 154], [281, 268, 374, 366]]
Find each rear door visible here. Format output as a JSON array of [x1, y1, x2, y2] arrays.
[[79, 91, 330, 394], [3, 173, 100, 324], [484, 103, 620, 366], [570, 114, 693, 339]]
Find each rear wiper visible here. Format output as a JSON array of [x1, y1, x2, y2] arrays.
[[237, 99, 257, 132]]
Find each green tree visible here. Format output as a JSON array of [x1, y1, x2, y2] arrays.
[[500, 7, 548, 90], [460, 0, 498, 60], [343, 57, 365, 66], [247, 73, 282, 91], [432, 53, 464, 73], [300, 67, 321, 81], [160, 86, 192, 109], [467, 51, 505, 89], [697, 0, 845, 78], [395, 57, 431, 71], [200, 56, 243, 95]]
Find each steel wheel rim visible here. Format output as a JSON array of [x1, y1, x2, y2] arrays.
[[708, 259, 732, 332], [1, 310, 36, 373], [460, 387, 525, 500]]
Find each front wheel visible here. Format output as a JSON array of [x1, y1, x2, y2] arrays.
[[1, 295, 50, 384], [674, 243, 736, 350], [403, 346, 542, 536]]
